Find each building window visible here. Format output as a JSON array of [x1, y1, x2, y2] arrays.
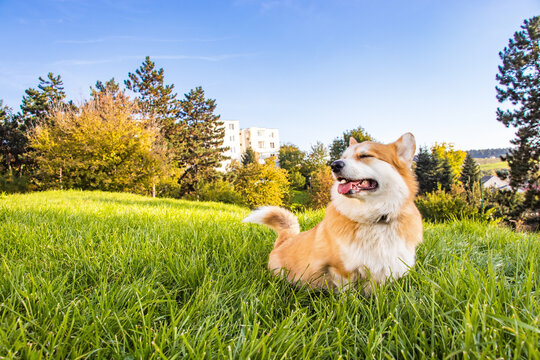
[[270, 142, 275, 149], [257, 130, 264, 136], [230, 135, 234, 141], [229, 124, 234, 130], [270, 132, 274, 138], [258, 141, 265, 149]]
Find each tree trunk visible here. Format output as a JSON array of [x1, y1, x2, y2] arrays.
[[152, 182, 156, 198], [59, 167, 63, 190]]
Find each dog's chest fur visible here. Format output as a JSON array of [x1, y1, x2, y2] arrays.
[[335, 222, 415, 286]]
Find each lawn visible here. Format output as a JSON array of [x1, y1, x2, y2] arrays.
[[0, 191, 538, 359]]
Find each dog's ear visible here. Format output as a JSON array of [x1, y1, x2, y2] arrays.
[[394, 133, 416, 165], [349, 137, 358, 146]]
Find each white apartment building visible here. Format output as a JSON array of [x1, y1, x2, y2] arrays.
[[217, 122, 280, 171], [218, 120, 241, 171], [239, 127, 280, 163]]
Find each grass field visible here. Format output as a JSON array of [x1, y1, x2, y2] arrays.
[[474, 158, 509, 172], [0, 191, 539, 359]]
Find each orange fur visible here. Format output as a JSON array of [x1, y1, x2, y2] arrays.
[[245, 133, 423, 292]]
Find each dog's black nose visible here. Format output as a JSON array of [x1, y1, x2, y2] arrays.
[[331, 160, 345, 173]]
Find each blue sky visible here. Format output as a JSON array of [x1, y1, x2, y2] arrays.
[[1, 0, 539, 151]]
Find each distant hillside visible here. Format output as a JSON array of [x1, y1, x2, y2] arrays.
[[466, 148, 510, 159]]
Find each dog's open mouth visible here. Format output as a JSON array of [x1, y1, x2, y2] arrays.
[[337, 178, 378, 194]]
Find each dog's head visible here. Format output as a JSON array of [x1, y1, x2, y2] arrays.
[[330, 133, 418, 222]]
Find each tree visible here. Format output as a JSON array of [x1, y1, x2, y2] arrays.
[[177, 87, 226, 195], [20, 72, 69, 130], [496, 16, 540, 213], [29, 92, 171, 194], [414, 146, 456, 194], [125, 56, 180, 140], [415, 147, 437, 194], [91, 78, 121, 99], [435, 156, 455, 192], [307, 166, 334, 209], [241, 147, 257, 166], [0, 102, 25, 175], [302, 141, 328, 179], [279, 144, 305, 172], [329, 126, 373, 161], [234, 157, 290, 208], [431, 142, 466, 179], [460, 153, 480, 193]]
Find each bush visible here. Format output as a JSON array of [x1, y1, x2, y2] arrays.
[[0, 174, 30, 193], [415, 189, 498, 223], [307, 166, 334, 209], [288, 170, 306, 190], [197, 179, 243, 205], [233, 157, 290, 208]]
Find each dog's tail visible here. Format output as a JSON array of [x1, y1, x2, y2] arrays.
[[243, 206, 300, 236]]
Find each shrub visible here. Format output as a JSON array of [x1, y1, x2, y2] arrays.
[[307, 166, 334, 209], [288, 170, 306, 190], [234, 157, 290, 208], [415, 189, 498, 223], [0, 174, 30, 193], [197, 179, 243, 205]]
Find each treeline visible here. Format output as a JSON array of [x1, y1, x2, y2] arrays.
[[412, 145, 529, 228], [466, 148, 510, 158], [0, 57, 226, 198]]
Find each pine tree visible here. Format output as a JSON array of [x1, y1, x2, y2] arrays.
[[125, 57, 180, 140], [435, 156, 454, 192], [20, 73, 69, 130], [241, 147, 256, 166], [496, 16, 540, 214], [0, 102, 26, 175], [460, 153, 480, 192], [91, 78, 121, 99], [414, 147, 436, 194], [329, 126, 373, 161], [177, 87, 226, 195]]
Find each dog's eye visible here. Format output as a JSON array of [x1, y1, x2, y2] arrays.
[[357, 154, 372, 159]]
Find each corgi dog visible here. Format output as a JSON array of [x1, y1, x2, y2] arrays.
[[243, 133, 423, 292]]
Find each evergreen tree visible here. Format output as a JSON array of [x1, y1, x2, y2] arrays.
[[496, 16, 540, 213], [435, 156, 454, 192], [20, 72, 68, 130], [329, 126, 373, 161], [302, 141, 328, 179], [460, 153, 480, 192], [177, 87, 226, 195], [414, 147, 436, 194], [91, 78, 121, 99], [125, 56, 180, 140], [241, 147, 256, 166], [0, 102, 26, 176]]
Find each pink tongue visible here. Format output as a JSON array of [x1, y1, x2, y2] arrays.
[[338, 182, 354, 194]]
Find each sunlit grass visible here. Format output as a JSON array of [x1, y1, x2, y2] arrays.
[[0, 190, 538, 358]]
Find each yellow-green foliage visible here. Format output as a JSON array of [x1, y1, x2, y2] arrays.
[[234, 157, 290, 208], [30, 92, 171, 194], [307, 165, 334, 209], [415, 189, 497, 223], [432, 142, 466, 178]]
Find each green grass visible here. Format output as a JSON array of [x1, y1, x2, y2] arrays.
[[475, 158, 509, 172], [291, 190, 308, 205], [0, 190, 539, 359]]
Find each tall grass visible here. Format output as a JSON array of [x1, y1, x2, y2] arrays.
[[0, 190, 538, 359]]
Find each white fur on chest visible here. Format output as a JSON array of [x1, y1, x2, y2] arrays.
[[337, 224, 415, 285]]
